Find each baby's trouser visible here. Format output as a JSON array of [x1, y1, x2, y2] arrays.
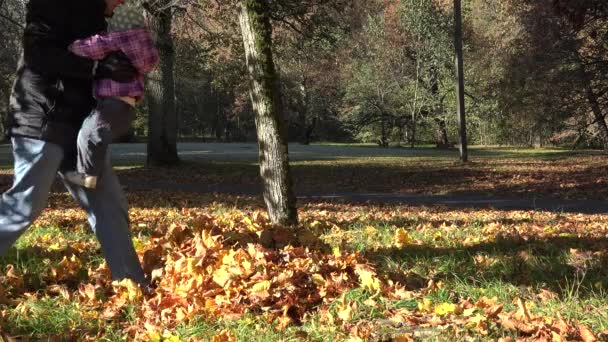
[[77, 97, 134, 177]]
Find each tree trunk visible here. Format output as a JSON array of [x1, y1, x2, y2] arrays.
[[434, 116, 450, 148], [577, 59, 608, 149], [145, 4, 179, 166], [454, 0, 468, 162], [238, 0, 298, 226], [430, 67, 449, 148], [380, 114, 388, 147], [297, 80, 309, 144], [410, 111, 416, 148]]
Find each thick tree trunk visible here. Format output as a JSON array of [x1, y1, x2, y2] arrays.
[[454, 0, 468, 162], [578, 60, 608, 149], [238, 0, 298, 226], [145, 5, 179, 166]]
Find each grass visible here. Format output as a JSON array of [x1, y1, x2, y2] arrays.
[[2, 197, 608, 340], [0, 146, 608, 340]]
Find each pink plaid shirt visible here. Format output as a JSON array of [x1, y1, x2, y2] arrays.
[[69, 28, 159, 101]]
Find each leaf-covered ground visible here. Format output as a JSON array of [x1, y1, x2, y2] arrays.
[[0, 147, 607, 341], [1, 190, 608, 341], [116, 148, 608, 200], [1, 146, 607, 200]]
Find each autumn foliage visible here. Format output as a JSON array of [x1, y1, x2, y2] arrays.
[[1, 188, 607, 340]]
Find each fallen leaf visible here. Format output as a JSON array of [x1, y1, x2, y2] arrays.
[[579, 324, 598, 342]]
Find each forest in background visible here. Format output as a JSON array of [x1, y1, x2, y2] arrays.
[[1, 0, 607, 149]]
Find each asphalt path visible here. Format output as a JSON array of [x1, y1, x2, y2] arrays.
[[0, 142, 606, 214]]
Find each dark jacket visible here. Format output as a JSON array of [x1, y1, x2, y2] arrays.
[[7, 0, 107, 150]]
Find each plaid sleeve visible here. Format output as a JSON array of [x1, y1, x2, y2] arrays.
[[116, 29, 160, 74], [68, 34, 117, 61]]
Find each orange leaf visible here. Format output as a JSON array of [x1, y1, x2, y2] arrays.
[[579, 324, 598, 342], [211, 330, 236, 342]]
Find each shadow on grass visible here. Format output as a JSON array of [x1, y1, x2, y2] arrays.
[[112, 155, 608, 201], [0, 244, 101, 291], [368, 236, 608, 299], [0, 149, 607, 204]]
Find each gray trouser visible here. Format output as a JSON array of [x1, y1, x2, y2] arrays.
[[78, 97, 134, 177], [0, 136, 146, 285]]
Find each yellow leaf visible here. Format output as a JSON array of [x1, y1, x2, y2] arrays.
[[163, 332, 183, 342], [212, 266, 233, 287], [112, 279, 141, 302], [332, 246, 342, 258], [251, 280, 271, 293], [394, 228, 413, 247], [418, 298, 433, 312], [309, 220, 322, 229], [355, 265, 381, 292], [434, 302, 456, 316], [365, 225, 377, 234], [311, 274, 326, 286], [48, 242, 61, 251], [433, 231, 443, 241], [132, 237, 144, 252], [463, 307, 477, 317], [337, 302, 353, 321], [149, 333, 162, 342], [466, 313, 487, 328]]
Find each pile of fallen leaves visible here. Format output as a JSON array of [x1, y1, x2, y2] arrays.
[[0, 192, 607, 341]]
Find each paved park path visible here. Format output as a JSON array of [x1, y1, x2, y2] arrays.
[[1, 142, 606, 214]]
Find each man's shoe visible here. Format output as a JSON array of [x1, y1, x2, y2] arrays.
[[64, 171, 98, 189]]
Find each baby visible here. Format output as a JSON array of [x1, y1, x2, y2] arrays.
[[66, 3, 159, 188]]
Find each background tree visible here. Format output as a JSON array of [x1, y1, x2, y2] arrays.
[[453, 0, 468, 161], [238, 0, 297, 226], [144, 0, 180, 165], [0, 0, 606, 150], [0, 0, 25, 141]]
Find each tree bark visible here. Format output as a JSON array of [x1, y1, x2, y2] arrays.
[[577, 58, 608, 149], [238, 0, 298, 226], [430, 67, 449, 148], [145, 4, 179, 166], [454, 0, 468, 162], [297, 80, 309, 144]]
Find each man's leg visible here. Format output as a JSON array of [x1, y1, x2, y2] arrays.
[[62, 153, 146, 285], [0, 137, 63, 254]]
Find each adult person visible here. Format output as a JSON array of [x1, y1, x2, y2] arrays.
[[1, 0, 151, 292]]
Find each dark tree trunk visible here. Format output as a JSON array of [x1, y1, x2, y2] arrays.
[[434, 117, 450, 148], [238, 0, 298, 226], [577, 58, 608, 149], [430, 67, 450, 148], [145, 4, 179, 166], [379, 114, 388, 147], [303, 117, 316, 145], [297, 80, 309, 144], [410, 111, 416, 148], [454, 0, 468, 162]]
